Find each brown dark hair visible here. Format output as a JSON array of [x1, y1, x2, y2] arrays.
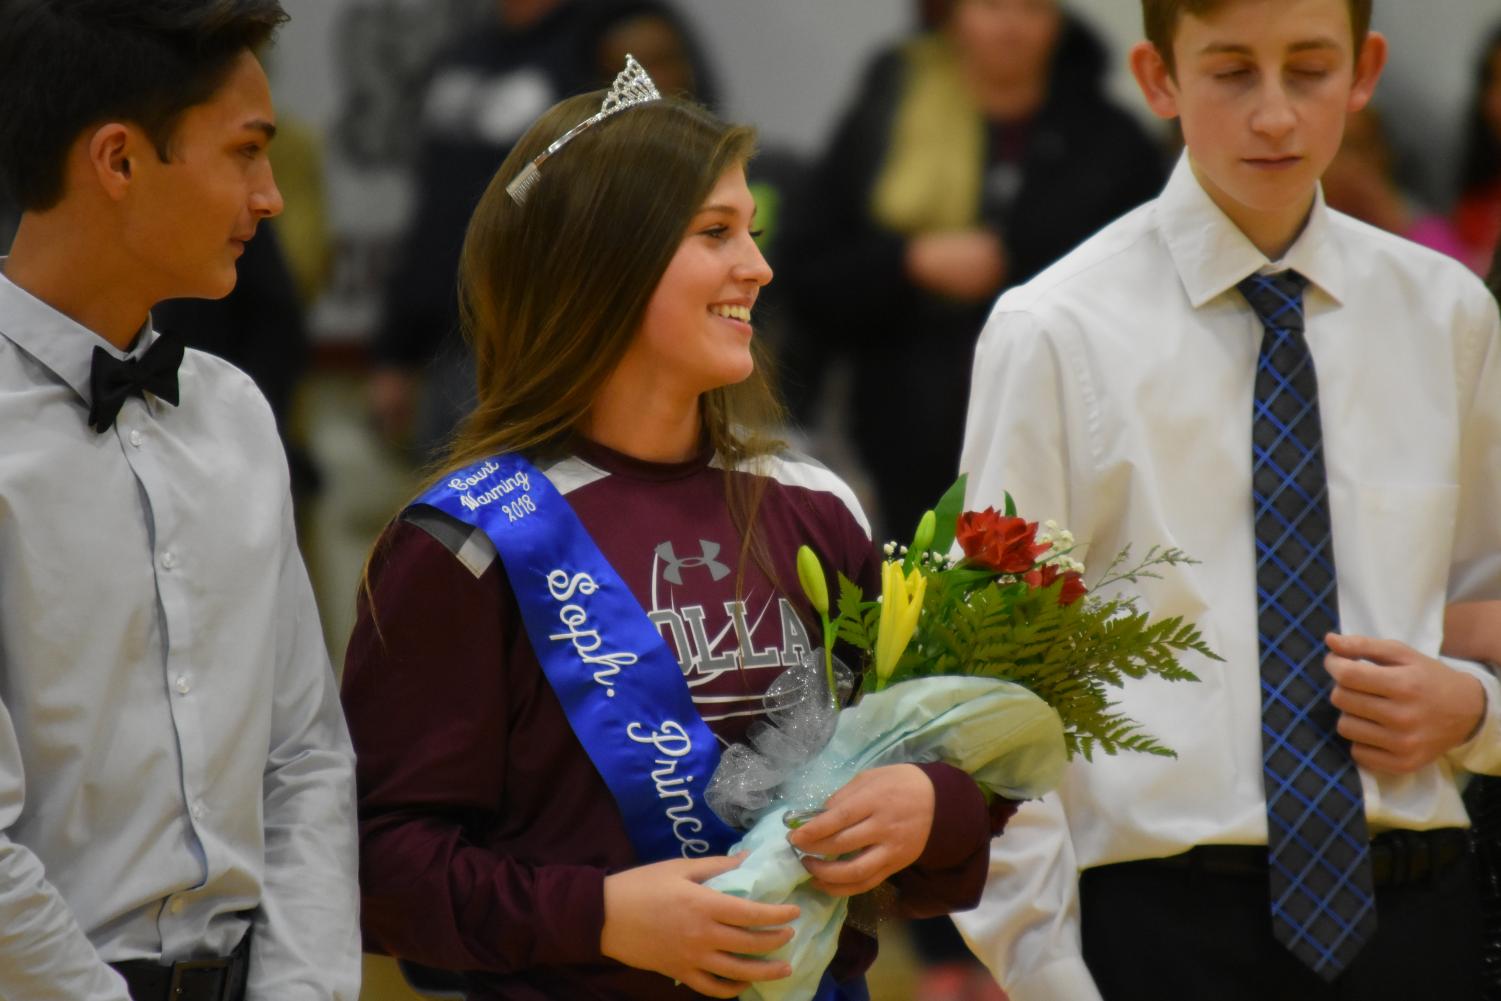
[[0, 0, 288, 211], [362, 94, 784, 610], [1142, 0, 1373, 73]]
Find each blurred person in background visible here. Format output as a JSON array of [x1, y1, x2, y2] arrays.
[[781, 0, 1165, 546], [1455, 23, 1501, 277], [153, 226, 319, 501], [580, 0, 715, 104], [367, 0, 602, 458], [1322, 105, 1477, 269], [264, 116, 333, 309], [1451, 253, 1501, 999]]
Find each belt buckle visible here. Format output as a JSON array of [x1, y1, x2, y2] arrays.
[[169, 956, 230, 1001]]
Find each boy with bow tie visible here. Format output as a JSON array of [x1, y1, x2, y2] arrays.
[[0, 2, 359, 999]]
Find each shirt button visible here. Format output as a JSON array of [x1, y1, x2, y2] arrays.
[[128, 429, 143, 448], [190, 801, 205, 820], [174, 675, 191, 695], [160, 551, 177, 571], [169, 897, 186, 915]]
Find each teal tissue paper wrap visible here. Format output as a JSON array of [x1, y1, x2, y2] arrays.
[[704, 675, 1066, 1001]]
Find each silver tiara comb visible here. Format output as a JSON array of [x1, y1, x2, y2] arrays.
[[505, 54, 662, 205]]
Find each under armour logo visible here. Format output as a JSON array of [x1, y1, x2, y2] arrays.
[[656, 540, 731, 585]]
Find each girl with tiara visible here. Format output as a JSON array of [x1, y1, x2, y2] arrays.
[[341, 60, 1010, 1000]]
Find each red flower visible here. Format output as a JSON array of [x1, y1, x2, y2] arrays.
[[1058, 570, 1087, 606], [1023, 564, 1089, 606], [1022, 564, 1057, 589], [956, 508, 1049, 573]]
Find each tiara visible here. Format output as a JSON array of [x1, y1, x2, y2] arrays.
[[505, 54, 662, 205]]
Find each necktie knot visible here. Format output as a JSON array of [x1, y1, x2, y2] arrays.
[[88, 332, 184, 433], [1238, 270, 1308, 333]]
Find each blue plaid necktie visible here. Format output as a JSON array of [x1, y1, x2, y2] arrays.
[[1242, 271, 1376, 980]]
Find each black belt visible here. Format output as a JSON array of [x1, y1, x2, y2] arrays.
[[110, 931, 250, 1001], [1138, 828, 1469, 887]]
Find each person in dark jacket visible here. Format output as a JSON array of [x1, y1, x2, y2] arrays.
[[577, 0, 720, 108], [782, 0, 1166, 542], [367, 0, 601, 456]]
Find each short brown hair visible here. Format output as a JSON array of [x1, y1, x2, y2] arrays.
[[1142, 0, 1373, 72]]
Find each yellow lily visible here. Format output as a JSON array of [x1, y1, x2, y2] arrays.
[[797, 545, 838, 705], [874, 560, 926, 689], [796, 545, 830, 617]]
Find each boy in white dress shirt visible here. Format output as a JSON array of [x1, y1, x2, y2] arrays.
[[0, 2, 359, 1000], [954, 1, 1501, 999]]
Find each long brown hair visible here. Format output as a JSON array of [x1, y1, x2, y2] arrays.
[[361, 93, 786, 612], [438, 91, 782, 478]]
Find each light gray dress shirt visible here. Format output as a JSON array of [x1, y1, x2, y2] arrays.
[[0, 267, 360, 1000], [954, 153, 1501, 1001]]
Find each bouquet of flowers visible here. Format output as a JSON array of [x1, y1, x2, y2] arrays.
[[704, 476, 1218, 1001], [833, 477, 1215, 759]]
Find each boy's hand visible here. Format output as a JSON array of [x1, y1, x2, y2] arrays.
[[787, 764, 935, 897], [1325, 632, 1486, 774], [600, 854, 799, 998]]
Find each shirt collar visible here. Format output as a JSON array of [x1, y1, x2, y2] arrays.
[[0, 262, 156, 406], [1156, 151, 1347, 309]]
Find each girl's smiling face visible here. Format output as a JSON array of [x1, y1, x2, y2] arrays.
[[629, 164, 772, 401]]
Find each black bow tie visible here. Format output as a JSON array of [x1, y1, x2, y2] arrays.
[[88, 332, 184, 433]]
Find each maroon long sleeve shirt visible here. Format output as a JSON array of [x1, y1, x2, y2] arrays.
[[342, 441, 1013, 999]]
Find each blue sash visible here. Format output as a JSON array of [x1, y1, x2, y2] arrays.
[[412, 452, 739, 862], [414, 452, 851, 997]]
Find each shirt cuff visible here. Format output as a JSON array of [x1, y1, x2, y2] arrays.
[[1444, 656, 1501, 775], [913, 761, 989, 870], [1005, 955, 1105, 1001]]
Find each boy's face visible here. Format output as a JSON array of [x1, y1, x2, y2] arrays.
[[1131, 0, 1384, 250], [120, 50, 283, 302]]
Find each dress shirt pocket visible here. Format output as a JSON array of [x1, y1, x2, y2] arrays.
[[1331, 480, 1460, 649]]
